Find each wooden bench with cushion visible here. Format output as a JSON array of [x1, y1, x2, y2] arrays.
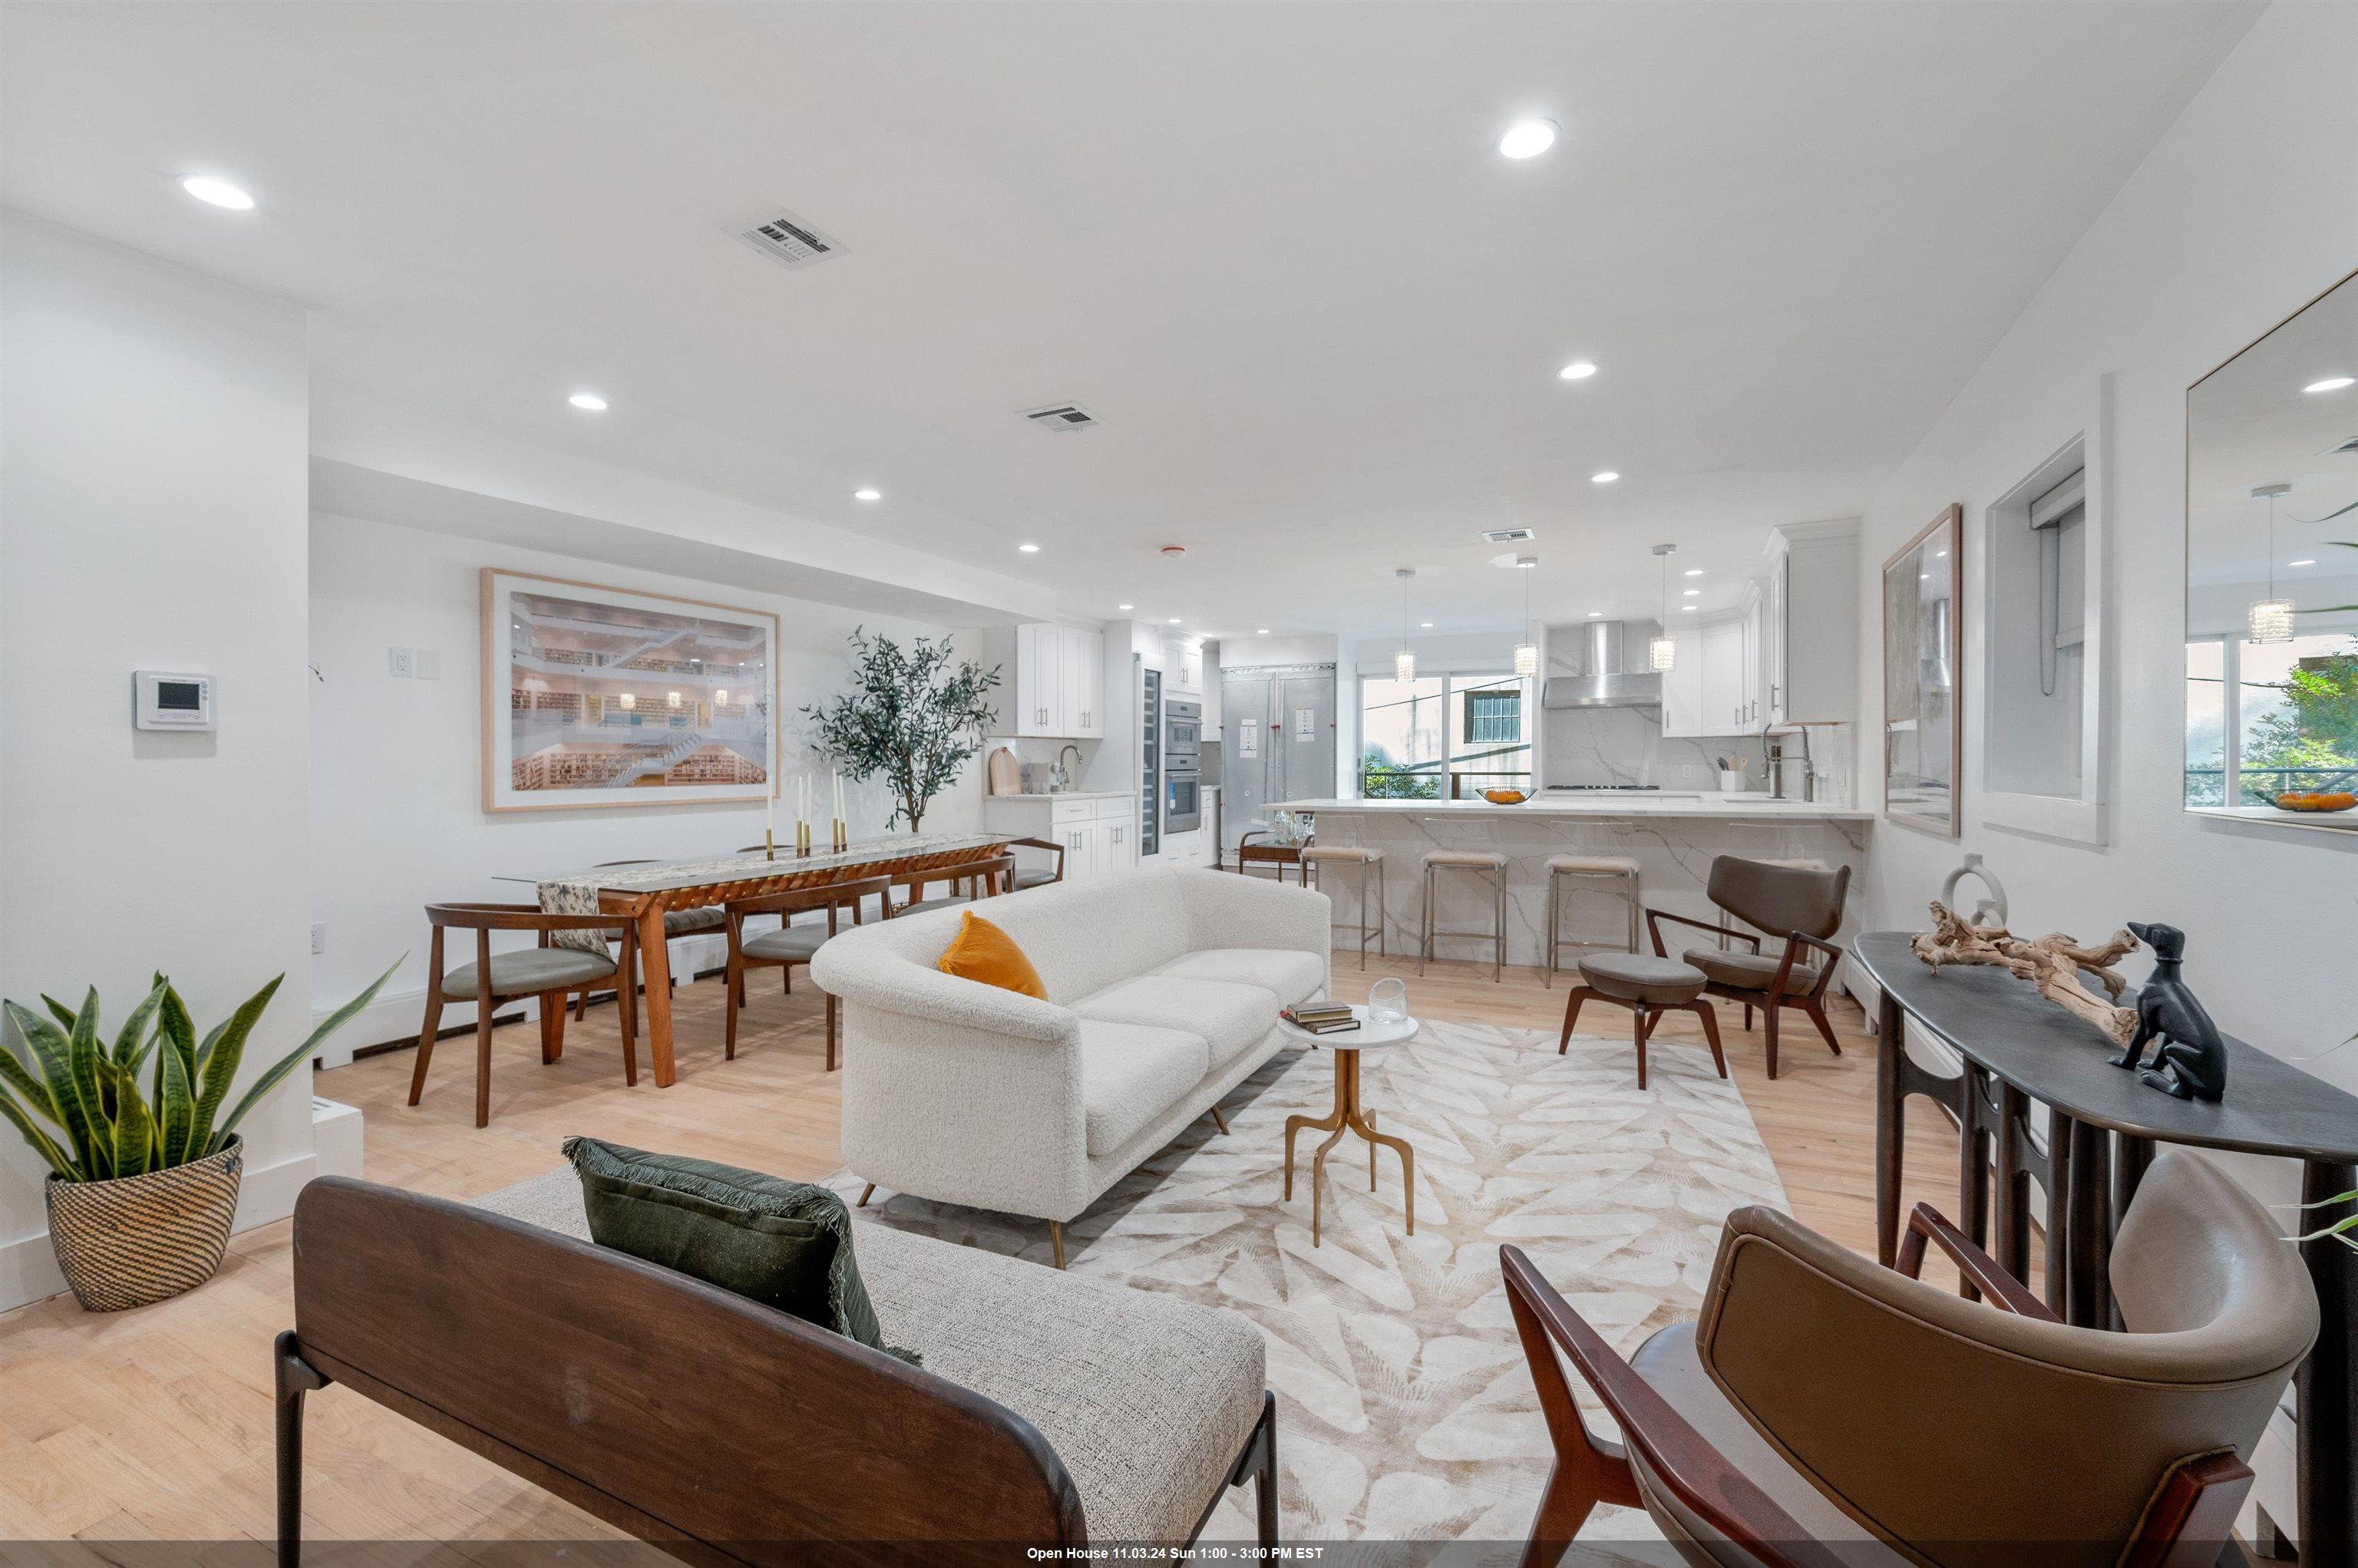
[[276, 1177, 1276, 1563]]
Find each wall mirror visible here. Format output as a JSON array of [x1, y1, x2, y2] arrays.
[[1884, 504, 1963, 836], [2184, 269, 2358, 833]]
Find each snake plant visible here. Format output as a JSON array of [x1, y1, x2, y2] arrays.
[[0, 961, 395, 1182]]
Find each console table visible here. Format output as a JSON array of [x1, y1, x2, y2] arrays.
[[1851, 930, 2358, 1566]]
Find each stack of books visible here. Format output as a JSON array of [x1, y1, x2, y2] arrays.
[[1282, 1002, 1359, 1035]]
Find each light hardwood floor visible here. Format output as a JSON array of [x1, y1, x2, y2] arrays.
[[0, 953, 1977, 1547]]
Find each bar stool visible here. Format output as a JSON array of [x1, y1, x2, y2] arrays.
[[1303, 845, 1385, 969], [1543, 854, 1640, 988], [1418, 850, 1507, 982]]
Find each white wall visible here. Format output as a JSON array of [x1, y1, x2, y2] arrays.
[[1, 216, 315, 1308], [1854, 1, 2358, 1107], [309, 512, 983, 1051]]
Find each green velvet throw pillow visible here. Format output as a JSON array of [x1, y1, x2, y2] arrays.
[[563, 1137, 916, 1365]]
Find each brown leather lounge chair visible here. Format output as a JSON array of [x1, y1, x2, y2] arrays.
[[1504, 1147, 2318, 1568], [1648, 856, 1851, 1078]]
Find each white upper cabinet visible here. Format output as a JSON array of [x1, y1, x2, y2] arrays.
[[1659, 628, 1707, 738], [1702, 619, 1745, 733], [1165, 635, 1204, 696], [996, 623, 1105, 738]]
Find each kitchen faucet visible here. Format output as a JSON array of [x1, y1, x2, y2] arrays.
[[1762, 720, 1817, 803], [1055, 742, 1085, 791]]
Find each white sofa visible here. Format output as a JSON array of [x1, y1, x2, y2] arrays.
[[810, 867, 1330, 1245]]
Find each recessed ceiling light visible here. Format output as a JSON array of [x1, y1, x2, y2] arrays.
[[1683, 569, 1703, 577], [1683, 589, 1701, 596], [1682, 604, 1699, 612], [1587, 611, 1603, 619], [1590, 470, 1620, 484], [2304, 376, 2354, 393], [1498, 118, 1559, 160], [1018, 543, 1040, 553], [1167, 617, 1182, 624], [1118, 603, 1134, 611], [1257, 629, 1271, 635], [181, 176, 254, 210], [568, 392, 607, 411], [853, 487, 881, 501], [2290, 558, 2317, 566], [1421, 622, 1435, 629], [1557, 360, 1597, 381]]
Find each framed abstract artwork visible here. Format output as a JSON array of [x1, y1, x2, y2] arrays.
[[1882, 505, 1963, 837], [481, 569, 778, 813]]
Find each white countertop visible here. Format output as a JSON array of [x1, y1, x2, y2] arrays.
[[984, 790, 1131, 802], [1271, 794, 1872, 822]]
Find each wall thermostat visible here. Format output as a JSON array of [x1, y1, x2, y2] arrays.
[[134, 671, 214, 731]]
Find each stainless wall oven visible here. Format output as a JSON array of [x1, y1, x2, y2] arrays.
[[1164, 698, 1202, 754], [1163, 698, 1201, 832]]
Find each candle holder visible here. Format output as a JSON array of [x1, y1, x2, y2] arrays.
[[831, 818, 848, 853], [795, 820, 812, 857], [764, 830, 775, 863]]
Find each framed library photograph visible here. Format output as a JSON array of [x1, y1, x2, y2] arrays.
[[481, 569, 778, 813]]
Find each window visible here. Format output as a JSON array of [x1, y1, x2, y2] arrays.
[[1464, 688, 1521, 744], [1359, 672, 1532, 798]]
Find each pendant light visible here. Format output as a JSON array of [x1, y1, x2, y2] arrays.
[[1395, 568, 1416, 682], [2247, 483, 2294, 643], [1511, 555, 1539, 677], [1649, 543, 1678, 671]]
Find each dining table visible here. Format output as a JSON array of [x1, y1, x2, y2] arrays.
[[513, 830, 1013, 1088]]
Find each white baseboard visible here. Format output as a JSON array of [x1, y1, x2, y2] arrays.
[[0, 1140, 319, 1313]]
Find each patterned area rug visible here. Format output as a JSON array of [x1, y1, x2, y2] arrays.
[[824, 1018, 1788, 1553]]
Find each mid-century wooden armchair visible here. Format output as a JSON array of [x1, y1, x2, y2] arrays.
[[570, 857, 722, 1020], [411, 903, 637, 1127], [1502, 1147, 2317, 1568], [1646, 856, 1851, 1078], [896, 853, 1016, 916], [723, 873, 892, 1071]]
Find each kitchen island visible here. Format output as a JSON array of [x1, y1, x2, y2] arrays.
[[1270, 794, 1871, 974]]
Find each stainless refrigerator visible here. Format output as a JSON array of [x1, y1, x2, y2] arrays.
[[1218, 663, 1336, 862]]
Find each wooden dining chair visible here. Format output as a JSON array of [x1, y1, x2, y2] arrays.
[[570, 860, 720, 1020], [411, 904, 639, 1127], [1008, 836, 1067, 891], [723, 874, 892, 1071], [1645, 856, 1851, 1078], [896, 854, 1016, 916]]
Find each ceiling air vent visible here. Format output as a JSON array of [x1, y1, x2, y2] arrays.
[[731, 208, 845, 272], [2326, 434, 2358, 455], [1483, 527, 1536, 544], [1020, 402, 1101, 433]]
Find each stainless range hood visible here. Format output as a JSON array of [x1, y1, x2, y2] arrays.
[[1541, 620, 1663, 710]]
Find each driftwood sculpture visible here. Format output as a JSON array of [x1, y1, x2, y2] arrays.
[[1911, 902, 2140, 1047]]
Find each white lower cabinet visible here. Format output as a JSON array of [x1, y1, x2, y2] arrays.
[[984, 793, 1136, 883]]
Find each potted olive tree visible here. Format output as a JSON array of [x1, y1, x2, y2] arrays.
[[1, 962, 392, 1311], [804, 628, 1000, 832]]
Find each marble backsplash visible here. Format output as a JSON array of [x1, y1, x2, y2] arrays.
[[1543, 706, 1853, 801]]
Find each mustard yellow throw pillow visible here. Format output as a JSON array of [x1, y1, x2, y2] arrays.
[[937, 910, 1049, 999]]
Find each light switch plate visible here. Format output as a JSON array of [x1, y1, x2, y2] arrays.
[[414, 648, 441, 681], [311, 923, 327, 955]]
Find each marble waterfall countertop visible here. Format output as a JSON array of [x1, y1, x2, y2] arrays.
[[1272, 794, 1871, 820], [1273, 795, 1871, 979]]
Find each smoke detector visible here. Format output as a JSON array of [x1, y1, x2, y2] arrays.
[[1159, 544, 1188, 558], [1019, 402, 1102, 432], [729, 208, 846, 272], [1482, 527, 1536, 545]]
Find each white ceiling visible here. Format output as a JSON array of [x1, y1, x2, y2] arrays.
[[3, 2, 2260, 639]]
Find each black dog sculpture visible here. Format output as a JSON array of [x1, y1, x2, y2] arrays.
[[2109, 921, 2227, 1101]]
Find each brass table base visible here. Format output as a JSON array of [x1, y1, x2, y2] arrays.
[[1282, 1045, 1415, 1246]]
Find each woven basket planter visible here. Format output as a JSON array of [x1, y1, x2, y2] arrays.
[[44, 1135, 243, 1312]]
